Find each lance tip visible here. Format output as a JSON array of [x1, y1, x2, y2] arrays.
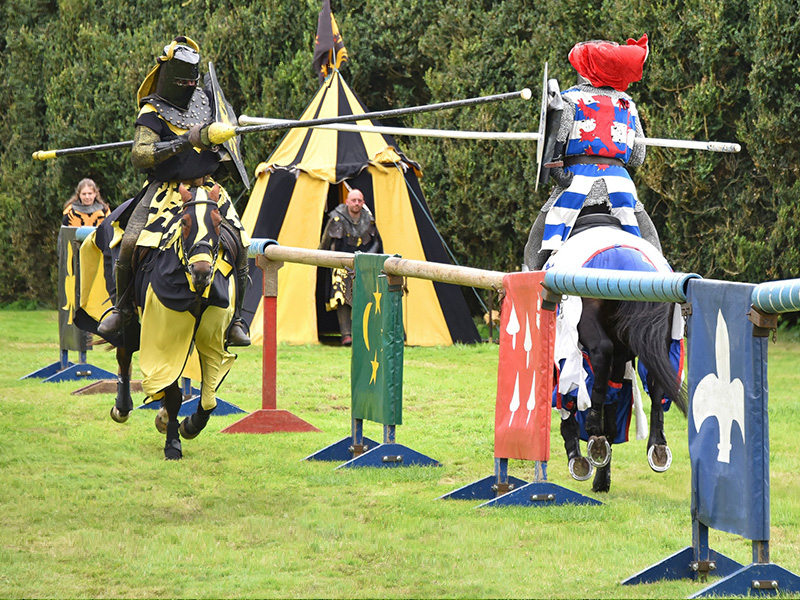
[[33, 150, 57, 161]]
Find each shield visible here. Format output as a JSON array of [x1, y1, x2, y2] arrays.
[[536, 70, 564, 191], [206, 62, 250, 190], [534, 62, 548, 191]]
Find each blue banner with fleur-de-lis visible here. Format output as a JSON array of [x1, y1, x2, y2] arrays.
[[351, 253, 404, 426], [686, 279, 769, 541]]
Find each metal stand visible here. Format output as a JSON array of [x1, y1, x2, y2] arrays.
[[623, 519, 743, 586], [330, 421, 440, 469], [304, 419, 380, 462], [439, 458, 600, 507], [21, 349, 116, 383]]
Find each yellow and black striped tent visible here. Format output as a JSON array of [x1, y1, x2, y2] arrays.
[[240, 70, 480, 346]]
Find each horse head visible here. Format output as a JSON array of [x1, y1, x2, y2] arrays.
[[178, 183, 223, 295]]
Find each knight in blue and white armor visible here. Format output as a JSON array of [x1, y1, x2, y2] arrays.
[[524, 35, 661, 270]]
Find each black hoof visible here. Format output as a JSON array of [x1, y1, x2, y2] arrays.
[[179, 414, 205, 440], [587, 435, 611, 467], [648, 444, 673, 472], [568, 456, 593, 481], [110, 405, 130, 423], [155, 407, 169, 435], [164, 438, 182, 460]]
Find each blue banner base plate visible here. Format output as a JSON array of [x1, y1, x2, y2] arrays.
[[303, 436, 382, 462], [474, 481, 602, 508], [622, 546, 744, 585], [334, 443, 441, 469], [437, 475, 530, 501]]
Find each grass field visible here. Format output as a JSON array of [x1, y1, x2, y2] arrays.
[[2, 309, 800, 599]]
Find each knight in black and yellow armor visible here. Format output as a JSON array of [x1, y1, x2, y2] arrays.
[[97, 37, 251, 346]]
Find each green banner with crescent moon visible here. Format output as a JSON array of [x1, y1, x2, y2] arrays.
[[350, 253, 404, 426]]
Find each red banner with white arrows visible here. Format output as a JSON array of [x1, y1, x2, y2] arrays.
[[494, 272, 556, 461]]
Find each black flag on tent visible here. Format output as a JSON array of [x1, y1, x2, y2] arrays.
[[313, 0, 348, 82]]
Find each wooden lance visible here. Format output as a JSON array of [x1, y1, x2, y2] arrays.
[[32, 89, 532, 160]]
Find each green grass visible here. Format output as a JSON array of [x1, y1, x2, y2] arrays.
[[2, 310, 800, 598]]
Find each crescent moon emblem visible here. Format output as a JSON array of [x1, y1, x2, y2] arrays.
[[362, 302, 373, 351]]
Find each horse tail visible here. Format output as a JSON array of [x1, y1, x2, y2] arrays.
[[612, 300, 688, 416]]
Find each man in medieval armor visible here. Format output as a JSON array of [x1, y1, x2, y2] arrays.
[[524, 35, 661, 271], [318, 188, 383, 346], [97, 36, 251, 347]]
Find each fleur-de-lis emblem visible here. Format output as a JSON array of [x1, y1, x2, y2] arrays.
[[693, 310, 746, 463]]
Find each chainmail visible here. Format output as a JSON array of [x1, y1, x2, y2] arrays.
[[542, 83, 646, 213]]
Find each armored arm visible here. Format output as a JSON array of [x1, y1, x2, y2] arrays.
[[629, 113, 646, 168], [130, 125, 193, 170]]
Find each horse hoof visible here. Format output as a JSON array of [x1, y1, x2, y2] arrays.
[[587, 436, 611, 468], [179, 416, 200, 440], [568, 456, 593, 481], [155, 407, 169, 435], [648, 444, 673, 472], [164, 438, 182, 460], [110, 406, 130, 423]]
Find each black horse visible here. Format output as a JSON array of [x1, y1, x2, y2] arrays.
[[553, 206, 688, 492], [83, 183, 239, 460]]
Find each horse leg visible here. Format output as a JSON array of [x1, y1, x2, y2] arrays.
[[110, 346, 133, 423], [646, 378, 672, 472], [561, 409, 592, 481], [179, 401, 216, 440], [592, 399, 618, 493], [161, 383, 183, 460], [578, 299, 614, 468]]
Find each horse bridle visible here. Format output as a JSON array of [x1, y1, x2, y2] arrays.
[[179, 198, 221, 276]]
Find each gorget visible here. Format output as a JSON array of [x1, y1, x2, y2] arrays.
[[141, 89, 213, 130]]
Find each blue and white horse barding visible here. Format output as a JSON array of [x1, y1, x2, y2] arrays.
[[545, 206, 688, 492], [80, 183, 238, 460]]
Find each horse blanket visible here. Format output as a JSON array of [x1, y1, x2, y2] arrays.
[[545, 226, 684, 443], [76, 184, 238, 410]]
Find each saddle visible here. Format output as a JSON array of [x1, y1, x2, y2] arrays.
[[569, 212, 622, 238]]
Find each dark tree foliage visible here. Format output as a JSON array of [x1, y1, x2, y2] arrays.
[[1, 0, 798, 310]]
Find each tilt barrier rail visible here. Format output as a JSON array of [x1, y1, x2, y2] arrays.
[[46, 229, 800, 597], [236, 241, 800, 596]]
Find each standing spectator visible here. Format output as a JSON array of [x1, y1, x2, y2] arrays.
[[62, 178, 110, 227], [319, 188, 383, 346]]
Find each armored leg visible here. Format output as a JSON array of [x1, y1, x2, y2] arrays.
[[635, 208, 662, 253], [97, 194, 150, 340], [523, 211, 551, 271], [224, 223, 251, 347], [337, 304, 352, 346], [225, 266, 251, 347]]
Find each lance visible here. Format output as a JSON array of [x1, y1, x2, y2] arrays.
[[32, 88, 532, 160], [237, 115, 742, 152]]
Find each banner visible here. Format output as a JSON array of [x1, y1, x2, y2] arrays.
[[312, 0, 348, 83], [687, 279, 769, 541], [494, 272, 556, 461], [351, 253, 404, 426], [58, 227, 89, 352]]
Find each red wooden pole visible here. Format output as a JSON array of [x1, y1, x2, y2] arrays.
[[220, 255, 320, 434]]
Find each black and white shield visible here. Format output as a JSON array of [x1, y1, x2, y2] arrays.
[[206, 62, 250, 190]]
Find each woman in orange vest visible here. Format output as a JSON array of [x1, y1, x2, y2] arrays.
[[62, 178, 110, 227]]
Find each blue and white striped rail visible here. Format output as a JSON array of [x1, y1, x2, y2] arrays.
[[544, 268, 701, 303], [751, 278, 800, 314]]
